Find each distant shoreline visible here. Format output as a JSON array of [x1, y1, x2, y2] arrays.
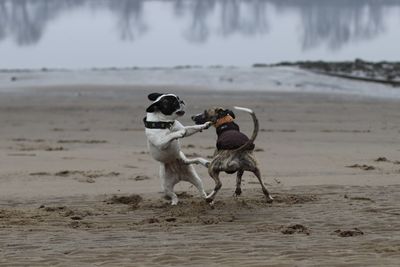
[[1, 61, 400, 100], [1, 59, 400, 73], [266, 59, 400, 87]]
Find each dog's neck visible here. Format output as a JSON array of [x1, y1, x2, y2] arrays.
[[214, 115, 234, 128], [146, 112, 175, 122]]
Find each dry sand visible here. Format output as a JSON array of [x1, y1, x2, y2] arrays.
[[1, 85, 400, 266]]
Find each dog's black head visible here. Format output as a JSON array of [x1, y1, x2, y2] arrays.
[[146, 93, 185, 117], [191, 107, 235, 125]]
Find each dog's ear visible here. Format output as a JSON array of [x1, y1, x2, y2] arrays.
[[226, 109, 235, 119], [215, 108, 235, 119], [146, 102, 159, 113], [148, 93, 163, 101], [215, 107, 225, 115]]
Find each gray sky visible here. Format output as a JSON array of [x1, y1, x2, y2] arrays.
[[1, 0, 399, 69]]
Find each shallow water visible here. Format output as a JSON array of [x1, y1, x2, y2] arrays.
[[2, 67, 400, 99], [1, 0, 400, 69]]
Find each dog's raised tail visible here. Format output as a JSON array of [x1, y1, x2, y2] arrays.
[[233, 106, 259, 152]]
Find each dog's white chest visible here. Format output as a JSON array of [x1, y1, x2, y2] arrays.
[[146, 129, 181, 162]]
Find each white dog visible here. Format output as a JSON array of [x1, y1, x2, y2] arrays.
[[144, 93, 211, 205]]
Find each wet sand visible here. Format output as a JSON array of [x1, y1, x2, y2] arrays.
[[1, 85, 400, 266]]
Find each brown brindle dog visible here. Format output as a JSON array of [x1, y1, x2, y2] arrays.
[[192, 106, 273, 204]]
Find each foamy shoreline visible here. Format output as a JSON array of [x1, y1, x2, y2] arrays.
[[1, 65, 400, 100]]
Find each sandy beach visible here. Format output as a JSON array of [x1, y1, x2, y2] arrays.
[[1, 78, 400, 266]]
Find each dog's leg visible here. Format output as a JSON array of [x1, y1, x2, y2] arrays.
[[148, 130, 186, 150], [160, 165, 179, 205], [186, 165, 207, 198], [252, 168, 273, 203], [163, 181, 179, 205], [234, 170, 244, 197], [179, 151, 210, 167], [182, 122, 211, 137], [206, 168, 222, 204]]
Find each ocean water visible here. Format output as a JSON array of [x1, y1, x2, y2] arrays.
[[1, 0, 400, 69], [2, 66, 400, 100]]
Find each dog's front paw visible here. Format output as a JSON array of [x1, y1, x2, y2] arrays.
[[175, 129, 186, 139], [205, 197, 215, 208], [203, 121, 213, 130], [198, 159, 210, 167], [171, 198, 179, 205]]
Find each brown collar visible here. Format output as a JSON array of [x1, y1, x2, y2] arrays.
[[214, 115, 234, 128]]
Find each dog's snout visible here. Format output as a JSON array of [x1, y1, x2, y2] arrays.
[[176, 110, 185, 116], [192, 114, 201, 122], [191, 113, 206, 124]]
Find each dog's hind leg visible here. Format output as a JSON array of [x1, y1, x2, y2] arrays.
[[160, 165, 179, 205], [206, 168, 222, 204], [252, 167, 273, 203], [186, 165, 207, 198], [179, 151, 210, 167], [234, 170, 244, 197]]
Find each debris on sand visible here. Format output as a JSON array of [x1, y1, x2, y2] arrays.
[[133, 175, 151, 181], [123, 165, 138, 169], [143, 218, 160, 224], [108, 194, 143, 208], [54, 170, 120, 179], [42, 206, 69, 212], [281, 224, 310, 235], [346, 164, 375, 171], [57, 139, 108, 144], [199, 216, 220, 225], [334, 228, 364, 237], [7, 153, 37, 157], [13, 144, 66, 152], [176, 192, 193, 199], [41, 206, 75, 217], [344, 195, 374, 202], [375, 157, 389, 162], [273, 194, 318, 204], [374, 157, 400, 165], [12, 138, 45, 143], [30, 172, 51, 176], [83, 178, 95, 183], [44, 146, 65, 151], [55, 170, 82, 177]]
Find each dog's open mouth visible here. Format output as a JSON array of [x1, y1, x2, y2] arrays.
[[176, 110, 185, 116]]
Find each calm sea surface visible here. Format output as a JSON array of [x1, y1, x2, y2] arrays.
[[1, 0, 400, 69]]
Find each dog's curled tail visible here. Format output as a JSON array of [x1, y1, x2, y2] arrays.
[[233, 106, 259, 152]]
